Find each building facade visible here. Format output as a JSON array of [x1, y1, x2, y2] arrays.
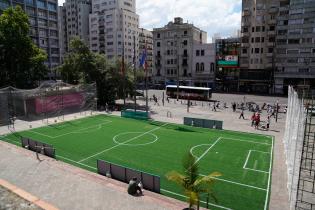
[[215, 38, 241, 92], [89, 0, 139, 65], [58, 0, 91, 58], [153, 17, 214, 87], [275, 0, 315, 94], [0, 0, 60, 77], [240, 0, 279, 94], [192, 43, 216, 87], [139, 28, 153, 81]]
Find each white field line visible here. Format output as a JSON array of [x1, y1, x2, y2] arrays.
[[251, 150, 271, 154], [199, 174, 267, 191], [190, 144, 213, 159], [160, 188, 233, 210], [243, 150, 270, 173], [264, 136, 274, 210], [192, 137, 221, 167], [244, 168, 269, 174], [243, 150, 252, 169], [26, 120, 112, 139], [78, 123, 169, 163], [56, 155, 97, 170], [222, 137, 272, 146]]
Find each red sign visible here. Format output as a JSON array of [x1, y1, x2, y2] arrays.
[[35, 93, 84, 114]]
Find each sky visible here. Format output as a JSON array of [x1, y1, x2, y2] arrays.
[[58, 0, 242, 42]]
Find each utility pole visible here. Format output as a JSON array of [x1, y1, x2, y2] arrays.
[[133, 35, 137, 113], [122, 43, 126, 110], [176, 35, 180, 101]]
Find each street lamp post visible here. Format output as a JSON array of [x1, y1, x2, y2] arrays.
[[133, 35, 137, 113]]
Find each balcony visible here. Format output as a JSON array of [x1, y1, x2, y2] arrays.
[[182, 54, 188, 58], [268, 19, 277, 25], [241, 43, 249, 48], [155, 55, 161, 59], [240, 52, 249, 57], [242, 10, 250, 16], [182, 63, 188, 67], [242, 32, 249, 37], [267, 31, 276, 36], [269, 7, 278, 14], [274, 71, 315, 79], [267, 42, 275, 47]]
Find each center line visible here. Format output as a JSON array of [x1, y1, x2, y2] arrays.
[[78, 122, 169, 163]]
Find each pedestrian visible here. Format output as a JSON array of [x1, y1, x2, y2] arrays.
[[232, 102, 236, 112], [251, 113, 255, 127], [212, 103, 216, 112], [255, 113, 260, 129], [239, 109, 245, 119], [266, 115, 270, 130]]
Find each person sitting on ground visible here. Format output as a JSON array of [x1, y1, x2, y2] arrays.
[[127, 177, 143, 196]]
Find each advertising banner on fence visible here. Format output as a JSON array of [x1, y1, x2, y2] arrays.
[[35, 93, 84, 114]]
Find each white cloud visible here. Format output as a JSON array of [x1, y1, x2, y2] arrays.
[[137, 0, 242, 42], [58, 0, 242, 41]]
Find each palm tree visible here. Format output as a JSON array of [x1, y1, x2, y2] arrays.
[[166, 152, 221, 210]]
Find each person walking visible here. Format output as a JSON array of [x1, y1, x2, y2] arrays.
[[239, 109, 245, 119]]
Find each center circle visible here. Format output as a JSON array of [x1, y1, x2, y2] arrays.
[[113, 132, 158, 146]]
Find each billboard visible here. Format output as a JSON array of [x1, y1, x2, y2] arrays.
[[217, 55, 238, 67], [35, 93, 84, 114]]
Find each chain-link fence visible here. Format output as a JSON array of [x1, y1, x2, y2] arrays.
[[0, 81, 97, 127]]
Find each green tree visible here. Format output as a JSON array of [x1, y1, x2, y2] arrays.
[[166, 152, 221, 210], [0, 6, 47, 88], [58, 38, 134, 106]]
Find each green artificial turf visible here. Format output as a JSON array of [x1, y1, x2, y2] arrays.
[[1, 114, 273, 210]]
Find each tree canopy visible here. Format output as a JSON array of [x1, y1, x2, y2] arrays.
[[58, 37, 135, 106], [0, 6, 47, 88]]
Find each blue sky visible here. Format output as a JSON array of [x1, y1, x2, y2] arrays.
[[58, 0, 242, 42]]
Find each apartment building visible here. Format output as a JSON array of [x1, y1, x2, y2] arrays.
[[240, 0, 279, 94], [89, 0, 139, 65], [58, 0, 91, 58], [215, 38, 241, 92], [275, 0, 315, 94], [153, 17, 215, 87], [192, 43, 216, 87], [0, 0, 60, 76], [139, 28, 153, 81]]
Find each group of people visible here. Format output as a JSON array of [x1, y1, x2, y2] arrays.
[[250, 112, 271, 130]]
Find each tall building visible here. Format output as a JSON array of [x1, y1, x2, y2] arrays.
[[89, 0, 139, 65], [240, 0, 279, 93], [275, 0, 315, 94], [58, 0, 91, 58], [0, 0, 60, 77], [153, 17, 215, 87], [139, 28, 153, 82], [215, 37, 241, 92]]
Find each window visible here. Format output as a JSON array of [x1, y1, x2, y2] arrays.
[[255, 48, 259, 54], [261, 48, 263, 53], [210, 63, 214, 72], [196, 63, 199, 72], [256, 26, 261, 32], [157, 33, 160, 38], [48, 2, 56, 11], [252, 27, 255, 32], [157, 42, 160, 47], [196, 50, 200, 56], [183, 40, 188, 46], [184, 30, 187, 35], [288, 39, 300, 44], [242, 48, 247, 54], [201, 50, 205, 56], [255, 37, 260, 43], [37, 0, 45, 8], [200, 63, 204, 71], [25, 0, 33, 5], [268, 48, 273, 53]]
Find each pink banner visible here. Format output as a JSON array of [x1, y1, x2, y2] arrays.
[[35, 93, 84, 114]]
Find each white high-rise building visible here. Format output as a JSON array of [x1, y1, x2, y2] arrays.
[[58, 0, 91, 58], [89, 0, 139, 65]]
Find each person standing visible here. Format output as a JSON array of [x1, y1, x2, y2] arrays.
[[266, 115, 271, 130], [251, 113, 255, 127]]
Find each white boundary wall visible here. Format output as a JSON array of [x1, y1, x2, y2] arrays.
[[283, 86, 306, 209]]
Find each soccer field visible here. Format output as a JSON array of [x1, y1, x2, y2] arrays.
[[1, 114, 273, 210]]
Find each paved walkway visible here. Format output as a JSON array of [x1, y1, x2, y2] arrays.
[[0, 141, 188, 210]]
